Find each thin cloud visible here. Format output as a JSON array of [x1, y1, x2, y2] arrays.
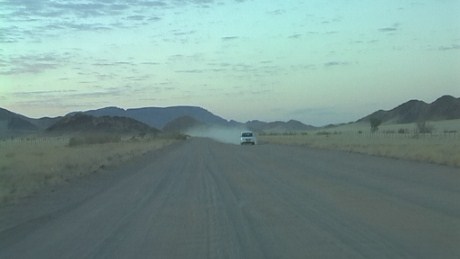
[[124, 75, 154, 82], [0, 53, 71, 75], [0, 26, 27, 43], [259, 65, 284, 75], [288, 34, 302, 39], [173, 30, 196, 36], [267, 9, 285, 16], [175, 69, 204, 73], [438, 44, 460, 51], [290, 64, 317, 71], [67, 89, 125, 99], [41, 22, 112, 31], [378, 27, 398, 32], [10, 99, 107, 112], [147, 16, 161, 22], [167, 53, 205, 63], [92, 61, 135, 67], [12, 90, 78, 97], [0, 0, 246, 44], [126, 15, 145, 21], [225, 88, 272, 97], [324, 61, 349, 67], [208, 62, 232, 67], [141, 62, 161, 65], [378, 23, 400, 33], [138, 1, 167, 7], [8, 85, 167, 111], [0, 0, 162, 42], [222, 36, 239, 41]]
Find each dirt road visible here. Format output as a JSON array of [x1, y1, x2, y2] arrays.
[[1, 138, 459, 258]]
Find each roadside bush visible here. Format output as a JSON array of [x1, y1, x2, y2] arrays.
[[398, 128, 408, 134], [316, 131, 331, 136], [416, 120, 434, 134], [370, 118, 382, 133], [68, 134, 121, 147]]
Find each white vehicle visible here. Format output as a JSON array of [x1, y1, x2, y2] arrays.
[[240, 131, 257, 145]]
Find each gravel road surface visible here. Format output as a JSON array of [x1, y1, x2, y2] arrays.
[[1, 138, 459, 258]]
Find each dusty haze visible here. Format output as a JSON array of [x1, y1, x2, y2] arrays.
[[186, 126, 249, 145]]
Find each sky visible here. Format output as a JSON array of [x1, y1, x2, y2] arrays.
[[1, 0, 459, 126]]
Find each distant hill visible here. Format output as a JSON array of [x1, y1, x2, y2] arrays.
[[7, 117, 39, 131], [2, 105, 318, 136], [0, 108, 39, 136], [76, 106, 229, 129], [358, 95, 460, 124], [162, 116, 206, 133], [246, 120, 316, 133], [47, 113, 159, 135], [33, 117, 62, 129], [0, 107, 18, 121]]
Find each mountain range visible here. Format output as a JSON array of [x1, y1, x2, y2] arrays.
[[73, 106, 229, 129], [0, 105, 316, 137], [1, 95, 459, 137], [47, 113, 159, 135], [357, 95, 460, 124], [76, 107, 316, 133]]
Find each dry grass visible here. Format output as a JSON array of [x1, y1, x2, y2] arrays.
[[260, 120, 460, 168], [0, 135, 178, 203]]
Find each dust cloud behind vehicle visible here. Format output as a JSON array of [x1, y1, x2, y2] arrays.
[[185, 126, 250, 145]]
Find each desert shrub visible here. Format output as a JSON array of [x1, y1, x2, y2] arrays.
[[68, 134, 121, 147], [370, 118, 382, 132], [68, 137, 83, 146], [172, 134, 188, 140], [398, 128, 408, 134], [416, 120, 434, 134], [316, 131, 331, 136], [383, 130, 396, 134]]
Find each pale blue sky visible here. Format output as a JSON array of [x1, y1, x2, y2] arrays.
[[1, 0, 459, 126]]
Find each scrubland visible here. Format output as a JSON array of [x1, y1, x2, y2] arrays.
[[259, 120, 460, 168], [0, 135, 179, 203]]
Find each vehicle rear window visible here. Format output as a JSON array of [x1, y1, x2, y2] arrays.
[[242, 132, 253, 137]]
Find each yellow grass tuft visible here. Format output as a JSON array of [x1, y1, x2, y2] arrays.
[[260, 120, 460, 168], [0, 136, 178, 204]]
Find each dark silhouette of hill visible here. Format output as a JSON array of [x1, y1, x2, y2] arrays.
[[77, 106, 229, 129], [246, 120, 316, 133], [0, 107, 17, 121], [162, 116, 206, 133], [7, 117, 39, 131], [358, 95, 460, 124], [1, 105, 317, 136], [0, 108, 31, 124], [33, 117, 62, 129], [0, 108, 39, 136], [427, 95, 460, 120], [47, 113, 159, 135], [1, 107, 60, 131]]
